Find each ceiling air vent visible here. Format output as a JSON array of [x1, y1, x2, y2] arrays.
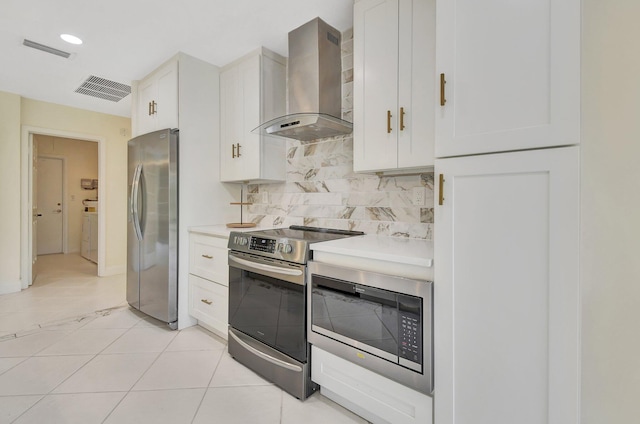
[[23, 39, 71, 58], [75, 75, 131, 102]]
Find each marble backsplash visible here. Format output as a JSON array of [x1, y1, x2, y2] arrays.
[[245, 28, 434, 239]]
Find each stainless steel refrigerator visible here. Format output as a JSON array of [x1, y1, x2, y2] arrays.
[[127, 128, 178, 329]]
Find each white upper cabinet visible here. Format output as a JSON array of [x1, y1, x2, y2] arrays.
[[133, 60, 178, 136], [220, 48, 286, 183], [353, 0, 435, 173], [435, 0, 580, 157]]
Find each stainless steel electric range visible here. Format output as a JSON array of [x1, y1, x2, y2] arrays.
[[226, 226, 364, 399]]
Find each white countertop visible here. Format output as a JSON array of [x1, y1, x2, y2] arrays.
[[311, 235, 433, 268], [188, 224, 276, 238]]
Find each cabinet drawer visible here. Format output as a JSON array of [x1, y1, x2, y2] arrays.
[[189, 274, 228, 339], [189, 233, 228, 284]]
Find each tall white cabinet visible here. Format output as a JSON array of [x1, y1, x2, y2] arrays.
[[434, 147, 580, 424], [219, 47, 286, 183], [433, 0, 581, 422], [353, 0, 435, 173], [131, 53, 236, 330], [435, 0, 580, 157]]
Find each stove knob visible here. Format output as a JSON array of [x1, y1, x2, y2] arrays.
[[283, 244, 293, 254], [237, 236, 248, 246]]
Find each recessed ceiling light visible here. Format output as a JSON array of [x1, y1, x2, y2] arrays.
[[60, 34, 82, 45]]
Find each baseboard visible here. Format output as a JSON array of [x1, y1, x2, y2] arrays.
[[100, 264, 126, 277], [0, 280, 22, 295]]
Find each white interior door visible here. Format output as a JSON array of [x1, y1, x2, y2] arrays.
[[37, 157, 64, 255]]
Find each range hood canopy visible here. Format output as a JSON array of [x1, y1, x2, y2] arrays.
[[253, 17, 352, 142]]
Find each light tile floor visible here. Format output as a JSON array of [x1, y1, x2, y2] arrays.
[[0, 254, 368, 424]]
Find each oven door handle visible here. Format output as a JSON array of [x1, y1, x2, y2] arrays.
[[229, 255, 303, 276], [229, 330, 302, 372]]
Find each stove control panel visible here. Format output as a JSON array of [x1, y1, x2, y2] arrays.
[[228, 230, 314, 264], [249, 236, 277, 253]]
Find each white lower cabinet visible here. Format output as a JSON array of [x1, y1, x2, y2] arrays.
[[434, 146, 580, 424], [188, 232, 229, 338], [312, 346, 432, 424], [188, 274, 228, 336]]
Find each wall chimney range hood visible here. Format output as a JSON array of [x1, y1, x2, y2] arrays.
[[253, 18, 352, 142]]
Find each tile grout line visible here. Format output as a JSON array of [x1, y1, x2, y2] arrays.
[[100, 321, 179, 423], [11, 311, 144, 423], [190, 344, 227, 424]]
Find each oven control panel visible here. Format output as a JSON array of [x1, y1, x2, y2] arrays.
[[229, 233, 305, 263], [399, 312, 422, 365], [249, 236, 277, 253]]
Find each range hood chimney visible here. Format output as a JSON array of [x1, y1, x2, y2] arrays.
[[254, 17, 352, 142]]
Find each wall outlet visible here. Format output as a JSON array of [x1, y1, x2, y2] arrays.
[[261, 192, 269, 204], [412, 187, 426, 206]]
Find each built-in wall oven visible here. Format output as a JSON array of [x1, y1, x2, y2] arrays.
[[227, 226, 363, 400], [308, 261, 433, 395]]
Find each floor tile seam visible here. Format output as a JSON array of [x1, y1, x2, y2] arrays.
[[90, 317, 152, 356], [0, 356, 28, 378], [119, 334, 177, 396], [204, 347, 226, 388], [0, 305, 124, 341], [99, 389, 128, 424], [190, 387, 211, 424], [43, 353, 99, 397], [129, 386, 213, 393], [99, 324, 179, 355], [208, 382, 278, 389], [5, 393, 45, 424]]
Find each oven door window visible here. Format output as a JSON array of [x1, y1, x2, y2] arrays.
[[311, 275, 422, 365], [229, 268, 306, 363]]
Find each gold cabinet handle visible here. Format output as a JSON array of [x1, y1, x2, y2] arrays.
[[201, 299, 212, 305], [387, 110, 392, 133], [232, 144, 236, 158], [438, 174, 445, 205], [236, 143, 241, 157], [440, 73, 447, 106], [400, 107, 405, 131], [201, 254, 213, 259]]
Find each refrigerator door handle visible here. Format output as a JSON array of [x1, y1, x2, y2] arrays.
[[131, 164, 143, 241]]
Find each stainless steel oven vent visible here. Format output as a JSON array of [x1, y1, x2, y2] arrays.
[[253, 18, 352, 142], [75, 75, 131, 102], [22, 39, 71, 58]]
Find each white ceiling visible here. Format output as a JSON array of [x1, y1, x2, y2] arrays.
[[0, 0, 354, 118]]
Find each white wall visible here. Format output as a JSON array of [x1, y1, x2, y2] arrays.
[[35, 135, 99, 254], [0, 94, 131, 294], [0, 92, 22, 294], [581, 1, 640, 422], [20, 98, 130, 276]]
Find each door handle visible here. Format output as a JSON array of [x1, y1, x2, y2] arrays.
[[55, 209, 62, 213], [387, 110, 392, 133], [131, 164, 143, 241], [36, 214, 43, 217]]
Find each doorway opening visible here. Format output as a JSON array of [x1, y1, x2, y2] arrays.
[[33, 135, 99, 281], [21, 127, 106, 290]]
